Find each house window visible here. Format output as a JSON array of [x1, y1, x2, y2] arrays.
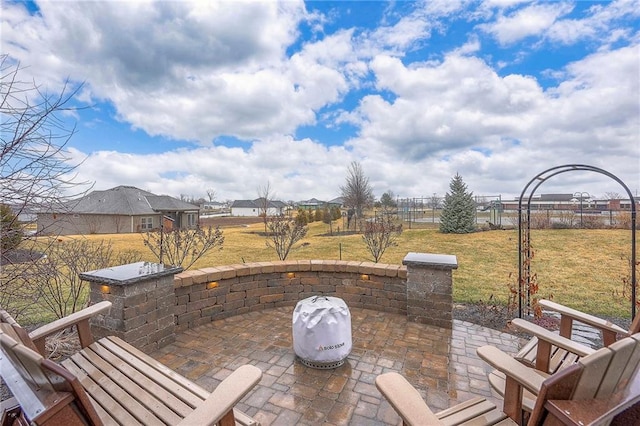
[[187, 213, 196, 227], [141, 217, 154, 230]]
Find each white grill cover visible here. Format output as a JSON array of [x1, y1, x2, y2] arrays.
[[292, 296, 352, 363]]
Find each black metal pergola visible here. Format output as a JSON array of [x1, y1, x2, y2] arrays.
[[518, 164, 637, 318]]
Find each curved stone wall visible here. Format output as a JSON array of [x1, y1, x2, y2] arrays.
[[86, 253, 457, 351], [173, 260, 407, 332]]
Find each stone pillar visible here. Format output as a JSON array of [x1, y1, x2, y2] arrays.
[[81, 262, 182, 352], [403, 252, 458, 329]]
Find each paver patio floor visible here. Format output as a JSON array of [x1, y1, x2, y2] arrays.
[[150, 306, 524, 425]]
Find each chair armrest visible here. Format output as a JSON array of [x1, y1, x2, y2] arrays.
[[375, 372, 443, 426], [512, 319, 595, 358], [178, 364, 262, 426], [29, 301, 112, 352], [539, 300, 628, 336], [477, 345, 547, 395]]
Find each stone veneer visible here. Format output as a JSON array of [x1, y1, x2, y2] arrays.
[[85, 253, 457, 351]]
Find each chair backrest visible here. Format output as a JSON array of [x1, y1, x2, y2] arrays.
[[529, 333, 640, 425], [0, 331, 101, 425]]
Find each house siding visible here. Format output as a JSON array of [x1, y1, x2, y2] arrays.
[[231, 207, 282, 217], [38, 213, 165, 235]]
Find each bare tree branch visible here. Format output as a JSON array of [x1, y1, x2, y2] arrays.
[[362, 214, 402, 262], [265, 215, 308, 261], [340, 161, 373, 219], [1, 55, 93, 319], [142, 226, 224, 270]]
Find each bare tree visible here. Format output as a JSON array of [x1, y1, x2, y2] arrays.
[[206, 188, 217, 202], [35, 239, 114, 319], [429, 193, 442, 223], [1, 56, 90, 243], [605, 191, 623, 200], [142, 226, 224, 270], [340, 161, 374, 219], [1, 56, 91, 319], [14, 239, 142, 321], [265, 215, 308, 261], [257, 181, 274, 232], [362, 214, 403, 262]]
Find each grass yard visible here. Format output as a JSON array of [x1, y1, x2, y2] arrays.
[[67, 220, 637, 319]]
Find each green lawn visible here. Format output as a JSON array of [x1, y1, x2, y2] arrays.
[[68, 221, 638, 319]]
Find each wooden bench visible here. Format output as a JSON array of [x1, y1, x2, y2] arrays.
[[376, 333, 640, 426], [0, 302, 262, 426]]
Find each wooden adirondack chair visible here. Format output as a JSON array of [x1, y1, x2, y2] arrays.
[[376, 333, 640, 426], [515, 299, 640, 374], [0, 302, 262, 426]]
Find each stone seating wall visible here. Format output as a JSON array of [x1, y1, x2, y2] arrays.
[[84, 253, 457, 351], [172, 260, 408, 332]]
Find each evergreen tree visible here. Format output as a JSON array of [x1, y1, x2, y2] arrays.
[[439, 173, 476, 233], [1, 204, 23, 251]]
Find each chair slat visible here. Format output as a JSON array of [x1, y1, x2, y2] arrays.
[[88, 340, 194, 416], [596, 336, 638, 398], [103, 336, 209, 399], [615, 334, 640, 393], [80, 346, 184, 424], [62, 357, 143, 426], [96, 338, 208, 408], [69, 351, 165, 426], [573, 346, 615, 400], [437, 398, 500, 426]]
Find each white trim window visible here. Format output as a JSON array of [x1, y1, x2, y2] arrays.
[[187, 213, 197, 227], [141, 217, 154, 230]]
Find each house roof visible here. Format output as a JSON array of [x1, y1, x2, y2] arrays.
[[298, 197, 343, 207], [299, 198, 325, 206], [59, 186, 199, 215], [231, 198, 286, 209]]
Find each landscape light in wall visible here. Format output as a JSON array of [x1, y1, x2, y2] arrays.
[[100, 285, 110, 294], [207, 282, 218, 289], [360, 274, 370, 281], [287, 272, 296, 279]]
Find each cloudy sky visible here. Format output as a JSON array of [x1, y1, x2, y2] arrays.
[[3, 0, 639, 203]]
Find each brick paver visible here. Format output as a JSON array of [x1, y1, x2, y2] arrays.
[[150, 307, 523, 425]]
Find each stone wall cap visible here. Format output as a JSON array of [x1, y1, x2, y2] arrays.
[[402, 253, 458, 269], [80, 262, 183, 285]]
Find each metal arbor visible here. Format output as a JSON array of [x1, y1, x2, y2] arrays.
[[518, 164, 637, 318]]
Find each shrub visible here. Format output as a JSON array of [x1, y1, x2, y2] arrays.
[[362, 214, 403, 262], [1, 204, 23, 251]]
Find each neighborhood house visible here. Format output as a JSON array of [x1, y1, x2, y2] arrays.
[[37, 186, 200, 235], [230, 198, 287, 217]]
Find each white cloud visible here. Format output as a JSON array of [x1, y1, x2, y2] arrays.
[[343, 43, 639, 197], [3, 1, 639, 201], [2, 1, 326, 142], [69, 136, 353, 201], [547, 0, 640, 45], [480, 2, 574, 45]]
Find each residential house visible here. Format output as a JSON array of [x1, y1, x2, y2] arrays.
[[297, 197, 344, 210], [37, 186, 200, 235], [231, 198, 286, 217], [200, 201, 229, 215]]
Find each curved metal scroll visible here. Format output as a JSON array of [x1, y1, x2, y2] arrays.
[[518, 164, 637, 318]]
